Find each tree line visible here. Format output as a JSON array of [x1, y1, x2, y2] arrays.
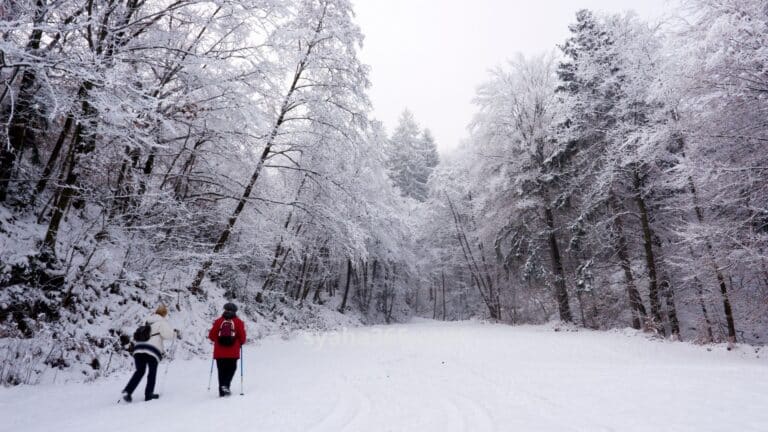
[[1, 0, 766, 386], [418, 2, 767, 344], [0, 0, 425, 383]]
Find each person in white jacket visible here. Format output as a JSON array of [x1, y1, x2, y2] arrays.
[[121, 304, 175, 402]]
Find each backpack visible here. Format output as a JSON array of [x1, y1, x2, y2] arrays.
[[217, 319, 236, 346], [133, 322, 152, 342]]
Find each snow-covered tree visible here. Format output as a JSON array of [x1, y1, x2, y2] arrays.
[[0, 0, 419, 384], [386, 110, 439, 202], [468, 54, 574, 323]]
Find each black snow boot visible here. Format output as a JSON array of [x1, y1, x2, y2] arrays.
[[146, 394, 160, 401], [122, 392, 132, 403], [219, 386, 231, 397]]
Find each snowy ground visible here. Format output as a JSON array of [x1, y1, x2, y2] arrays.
[[3, 321, 767, 432]]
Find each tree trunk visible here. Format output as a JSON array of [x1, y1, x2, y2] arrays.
[[714, 266, 737, 343], [441, 270, 447, 321], [632, 170, 665, 335], [544, 206, 573, 323], [261, 175, 309, 291], [432, 282, 437, 320], [300, 256, 320, 302], [687, 180, 737, 343], [261, 240, 285, 292], [312, 277, 324, 303], [0, 0, 46, 202], [576, 289, 588, 327], [295, 254, 311, 300], [338, 258, 352, 313], [660, 277, 680, 339], [696, 276, 715, 343], [361, 259, 369, 311], [42, 82, 95, 254], [446, 193, 499, 319], [479, 242, 501, 320], [673, 124, 737, 342], [612, 201, 647, 329], [386, 263, 397, 322], [655, 239, 680, 339], [33, 113, 74, 200], [109, 146, 142, 220]]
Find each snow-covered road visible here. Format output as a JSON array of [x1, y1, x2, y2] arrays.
[[3, 321, 767, 432]]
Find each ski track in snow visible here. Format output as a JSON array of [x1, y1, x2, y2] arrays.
[[2, 321, 768, 432]]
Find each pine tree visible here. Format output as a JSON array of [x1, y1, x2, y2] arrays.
[[556, 10, 672, 333], [386, 110, 439, 202], [419, 129, 440, 171]]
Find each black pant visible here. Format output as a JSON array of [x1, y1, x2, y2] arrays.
[[123, 353, 158, 398], [216, 358, 238, 392]]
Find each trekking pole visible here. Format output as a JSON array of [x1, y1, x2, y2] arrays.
[[207, 346, 214, 392], [239, 346, 244, 396]]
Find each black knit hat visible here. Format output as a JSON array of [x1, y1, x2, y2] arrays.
[[223, 302, 238, 312]]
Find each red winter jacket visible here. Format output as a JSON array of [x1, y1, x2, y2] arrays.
[[208, 316, 246, 359]]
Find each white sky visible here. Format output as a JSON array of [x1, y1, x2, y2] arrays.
[[353, 0, 675, 153]]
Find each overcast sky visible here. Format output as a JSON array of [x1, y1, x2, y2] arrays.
[[353, 0, 676, 153]]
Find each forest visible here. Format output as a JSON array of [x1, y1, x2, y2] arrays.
[[1, 0, 766, 385]]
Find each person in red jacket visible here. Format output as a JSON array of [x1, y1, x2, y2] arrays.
[[208, 302, 246, 397]]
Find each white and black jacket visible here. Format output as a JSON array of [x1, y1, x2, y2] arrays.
[[133, 314, 175, 362]]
